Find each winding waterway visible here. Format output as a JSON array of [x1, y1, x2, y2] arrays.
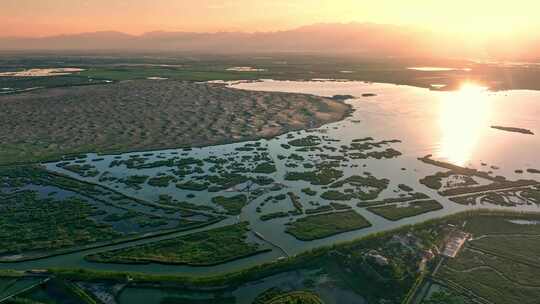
[[1, 80, 539, 277]]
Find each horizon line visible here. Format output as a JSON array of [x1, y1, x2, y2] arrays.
[[0, 22, 439, 39]]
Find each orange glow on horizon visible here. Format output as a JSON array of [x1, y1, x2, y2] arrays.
[[1, 0, 539, 38]]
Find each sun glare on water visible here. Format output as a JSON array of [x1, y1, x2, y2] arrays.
[[437, 83, 490, 166]]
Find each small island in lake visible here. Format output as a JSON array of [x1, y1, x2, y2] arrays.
[[330, 94, 355, 101], [491, 125, 534, 135]]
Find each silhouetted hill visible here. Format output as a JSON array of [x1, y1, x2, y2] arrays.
[[0, 23, 538, 60]]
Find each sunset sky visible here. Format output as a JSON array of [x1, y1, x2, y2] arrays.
[[2, 0, 538, 37]]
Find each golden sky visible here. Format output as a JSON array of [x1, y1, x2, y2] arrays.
[[2, 0, 538, 37]]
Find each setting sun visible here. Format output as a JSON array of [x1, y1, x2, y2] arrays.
[[437, 83, 491, 166]]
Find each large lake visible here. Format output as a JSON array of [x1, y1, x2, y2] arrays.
[[1, 80, 539, 276]]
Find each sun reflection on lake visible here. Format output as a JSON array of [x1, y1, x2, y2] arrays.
[[437, 83, 491, 166]]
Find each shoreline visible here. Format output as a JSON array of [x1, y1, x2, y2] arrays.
[[0, 81, 353, 167]]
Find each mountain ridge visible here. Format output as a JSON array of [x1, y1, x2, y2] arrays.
[[0, 23, 538, 60]]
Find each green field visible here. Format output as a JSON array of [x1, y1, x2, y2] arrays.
[[436, 214, 540, 304], [471, 234, 540, 265], [3, 54, 540, 92], [285, 211, 372, 240], [79, 66, 265, 81], [462, 214, 540, 236]]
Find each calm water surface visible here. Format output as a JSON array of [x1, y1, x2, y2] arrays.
[[1, 80, 539, 278]]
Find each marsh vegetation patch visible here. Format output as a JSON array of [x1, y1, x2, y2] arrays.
[[366, 200, 443, 221], [285, 211, 372, 241], [85, 222, 268, 266], [0, 166, 219, 261]]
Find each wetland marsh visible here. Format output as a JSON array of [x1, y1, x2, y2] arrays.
[[1, 79, 538, 276], [1, 76, 540, 304]]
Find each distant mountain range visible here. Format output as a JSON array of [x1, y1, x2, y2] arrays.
[[1, 23, 538, 61]]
